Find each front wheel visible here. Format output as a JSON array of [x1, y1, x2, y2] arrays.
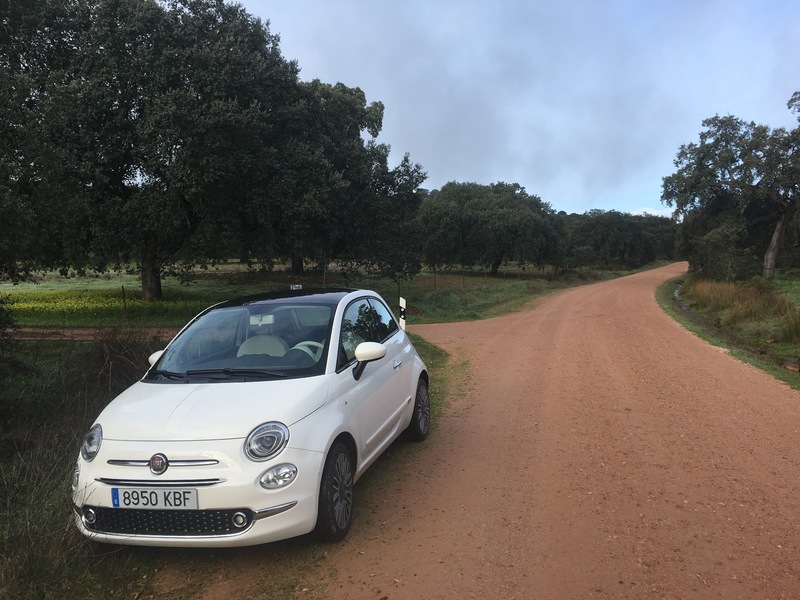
[[315, 441, 355, 542], [405, 378, 430, 442]]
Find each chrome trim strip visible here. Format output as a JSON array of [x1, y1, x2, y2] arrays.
[[107, 459, 219, 467], [253, 501, 298, 520], [107, 460, 149, 467], [95, 478, 224, 487], [83, 527, 253, 540]]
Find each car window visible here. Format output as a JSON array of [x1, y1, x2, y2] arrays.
[[294, 306, 330, 327], [150, 302, 334, 382], [337, 297, 400, 370], [367, 298, 398, 342], [339, 299, 373, 365], [170, 308, 244, 362]]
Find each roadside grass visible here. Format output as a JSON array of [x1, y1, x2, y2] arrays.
[[656, 274, 800, 390], [0, 333, 165, 600]]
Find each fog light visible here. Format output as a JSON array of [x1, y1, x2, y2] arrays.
[[83, 507, 97, 525], [232, 512, 248, 528], [260, 464, 298, 489]]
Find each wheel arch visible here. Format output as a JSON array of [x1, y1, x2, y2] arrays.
[[329, 431, 357, 471], [418, 369, 429, 387]]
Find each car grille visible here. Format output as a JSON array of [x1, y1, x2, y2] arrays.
[[83, 506, 254, 536]]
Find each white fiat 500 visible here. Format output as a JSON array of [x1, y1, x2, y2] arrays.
[[72, 289, 430, 547]]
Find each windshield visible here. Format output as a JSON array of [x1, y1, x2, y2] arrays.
[[145, 301, 334, 383]]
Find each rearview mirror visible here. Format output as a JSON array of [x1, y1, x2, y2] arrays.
[[148, 350, 164, 366], [352, 342, 387, 380]]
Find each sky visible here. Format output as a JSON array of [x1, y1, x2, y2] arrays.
[[237, 0, 799, 216]]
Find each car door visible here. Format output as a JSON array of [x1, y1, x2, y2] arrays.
[[332, 297, 407, 471], [366, 297, 412, 415]]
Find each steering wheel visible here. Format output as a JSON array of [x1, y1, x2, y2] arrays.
[[291, 341, 324, 360]]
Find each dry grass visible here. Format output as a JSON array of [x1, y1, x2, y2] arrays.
[[682, 276, 800, 343]]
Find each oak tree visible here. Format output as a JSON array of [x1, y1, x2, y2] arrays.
[[662, 109, 800, 280], [3, 0, 298, 299]]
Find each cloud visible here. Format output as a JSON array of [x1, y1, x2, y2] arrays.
[[240, 0, 800, 214]]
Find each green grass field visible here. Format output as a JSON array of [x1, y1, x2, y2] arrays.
[[0, 264, 614, 327]]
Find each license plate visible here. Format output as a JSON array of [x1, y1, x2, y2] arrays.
[[112, 488, 198, 510]]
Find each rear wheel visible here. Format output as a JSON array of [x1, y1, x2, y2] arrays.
[[315, 441, 354, 542], [405, 378, 430, 441]]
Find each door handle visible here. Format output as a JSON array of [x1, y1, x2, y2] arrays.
[[392, 359, 402, 370]]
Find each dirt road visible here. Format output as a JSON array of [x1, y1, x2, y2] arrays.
[[142, 262, 800, 599], [306, 262, 800, 599]]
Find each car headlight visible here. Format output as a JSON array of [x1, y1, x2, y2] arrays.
[[244, 422, 289, 461], [81, 424, 102, 462]]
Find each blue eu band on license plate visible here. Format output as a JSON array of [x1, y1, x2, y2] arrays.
[[111, 488, 198, 510]]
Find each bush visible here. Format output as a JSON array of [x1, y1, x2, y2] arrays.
[[694, 223, 761, 281]]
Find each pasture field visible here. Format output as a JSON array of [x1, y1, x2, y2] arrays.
[[0, 263, 612, 327]]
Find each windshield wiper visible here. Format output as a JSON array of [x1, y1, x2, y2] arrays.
[[184, 368, 287, 380], [149, 369, 186, 381]]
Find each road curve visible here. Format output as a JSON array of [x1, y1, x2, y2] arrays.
[[318, 262, 800, 599]]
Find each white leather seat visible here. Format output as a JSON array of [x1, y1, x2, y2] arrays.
[[236, 334, 289, 357]]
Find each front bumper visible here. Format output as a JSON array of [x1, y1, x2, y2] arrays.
[[72, 439, 324, 547]]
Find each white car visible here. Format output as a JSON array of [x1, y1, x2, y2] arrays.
[[71, 289, 430, 547]]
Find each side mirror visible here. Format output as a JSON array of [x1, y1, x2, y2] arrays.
[[352, 342, 387, 380], [148, 350, 165, 366]]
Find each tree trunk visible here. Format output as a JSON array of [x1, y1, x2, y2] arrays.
[[141, 258, 163, 301], [762, 203, 796, 280], [490, 257, 502, 276], [291, 254, 304, 275]]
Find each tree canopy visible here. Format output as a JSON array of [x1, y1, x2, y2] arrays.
[[267, 80, 426, 278], [560, 210, 675, 270], [662, 102, 800, 280], [3, 0, 302, 297], [1, 0, 426, 298], [418, 182, 562, 275]]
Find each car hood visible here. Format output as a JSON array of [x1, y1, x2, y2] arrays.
[[97, 377, 329, 442]]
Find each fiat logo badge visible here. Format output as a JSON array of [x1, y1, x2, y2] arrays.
[[149, 453, 169, 475]]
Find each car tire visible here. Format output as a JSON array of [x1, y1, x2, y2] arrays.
[[405, 378, 430, 442], [315, 441, 354, 542]]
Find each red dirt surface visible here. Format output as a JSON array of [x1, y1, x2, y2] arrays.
[[64, 262, 800, 599], [313, 262, 800, 599]]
